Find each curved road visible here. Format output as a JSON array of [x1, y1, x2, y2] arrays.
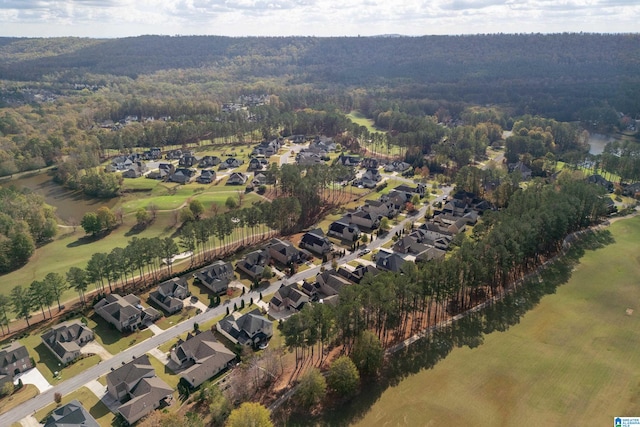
[[0, 183, 450, 426]]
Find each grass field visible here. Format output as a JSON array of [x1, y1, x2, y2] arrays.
[[34, 386, 114, 426], [347, 111, 382, 134], [0, 384, 38, 416], [352, 215, 640, 427]]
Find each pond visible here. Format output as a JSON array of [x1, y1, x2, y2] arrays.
[[587, 133, 614, 155], [0, 171, 117, 224]]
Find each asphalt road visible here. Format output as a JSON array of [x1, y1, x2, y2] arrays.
[[0, 183, 451, 426]]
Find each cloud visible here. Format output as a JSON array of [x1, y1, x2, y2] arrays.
[[0, 0, 638, 37]]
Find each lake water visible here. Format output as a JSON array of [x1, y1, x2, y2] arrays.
[[0, 171, 117, 224], [587, 133, 614, 155]]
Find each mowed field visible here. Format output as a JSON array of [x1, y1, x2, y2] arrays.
[[354, 215, 640, 427]]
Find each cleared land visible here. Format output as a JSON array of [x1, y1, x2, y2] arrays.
[[352, 216, 640, 427]]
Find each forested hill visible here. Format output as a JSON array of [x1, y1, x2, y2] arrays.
[[1, 33, 639, 116]]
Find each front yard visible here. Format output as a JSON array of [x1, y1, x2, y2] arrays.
[[85, 313, 153, 354]]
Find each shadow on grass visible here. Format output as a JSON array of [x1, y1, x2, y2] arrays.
[[280, 228, 615, 426]]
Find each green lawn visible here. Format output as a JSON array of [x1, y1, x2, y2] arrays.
[[16, 332, 101, 384], [347, 111, 383, 134], [147, 354, 181, 389], [85, 313, 153, 354], [35, 386, 115, 427], [155, 306, 199, 330], [353, 216, 640, 427]]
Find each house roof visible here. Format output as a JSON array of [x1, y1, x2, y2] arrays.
[[0, 342, 30, 371], [218, 309, 272, 346], [194, 261, 234, 292], [301, 229, 330, 248], [376, 251, 407, 272], [268, 238, 301, 258], [118, 376, 173, 424], [44, 400, 100, 427], [106, 354, 154, 391], [236, 249, 270, 276], [94, 294, 142, 323], [174, 330, 235, 387], [41, 320, 93, 360]]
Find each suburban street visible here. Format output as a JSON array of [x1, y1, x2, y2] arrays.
[[0, 178, 451, 426]]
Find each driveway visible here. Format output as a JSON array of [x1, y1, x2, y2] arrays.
[[80, 341, 113, 361], [19, 416, 40, 427], [14, 368, 52, 393]]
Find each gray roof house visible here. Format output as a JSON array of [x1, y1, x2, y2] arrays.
[[328, 220, 361, 242], [170, 330, 236, 388], [94, 294, 160, 332], [41, 320, 94, 365], [362, 168, 382, 183], [43, 400, 99, 427], [316, 269, 352, 297], [196, 169, 216, 184], [375, 250, 407, 273], [226, 172, 248, 185], [269, 283, 309, 313], [248, 158, 263, 171], [236, 249, 270, 280], [508, 161, 532, 180], [194, 260, 234, 294], [216, 309, 273, 347], [169, 168, 197, 184], [299, 228, 332, 255], [0, 342, 33, 387], [106, 354, 173, 425], [362, 199, 398, 219], [199, 156, 221, 168], [149, 277, 189, 314]]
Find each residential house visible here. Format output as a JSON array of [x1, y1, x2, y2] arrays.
[[43, 400, 99, 427], [290, 134, 306, 144], [623, 182, 640, 198], [41, 320, 94, 365], [248, 158, 263, 171], [169, 168, 197, 184], [361, 199, 398, 219], [316, 269, 352, 297], [433, 214, 468, 234], [375, 250, 407, 272], [417, 223, 454, 250], [170, 330, 236, 388], [226, 172, 248, 185], [296, 151, 324, 166], [252, 139, 281, 157], [236, 249, 270, 281], [346, 210, 381, 230], [441, 199, 469, 217], [266, 238, 304, 265], [508, 161, 532, 180], [337, 264, 381, 284], [194, 260, 234, 294], [384, 161, 411, 172], [362, 168, 382, 183], [147, 163, 175, 181], [0, 342, 33, 389], [179, 154, 198, 168], [327, 220, 361, 242], [392, 236, 432, 255], [415, 246, 446, 263], [337, 154, 361, 167], [394, 183, 427, 198], [219, 158, 243, 169], [166, 149, 183, 160], [196, 169, 216, 184], [121, 161, 147, 178], [106, 355, 173, 425], [309, 136, 336, 152], [361, 158, 380, 170], [199, 156, 221, 168], [587, 174, 614, 192], [94, 294, 160, 332], [299, 228, 332, 255], [216, 309, 273, 347], [269, 283, 309, 313], [252, 173, 268, 186], [149, 277, 189, 314]]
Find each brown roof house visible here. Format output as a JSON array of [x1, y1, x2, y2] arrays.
[[266, 238, 305, 266], [43, 400, 99, 427], [94, 294, 160, 332], [194, 260, 235, 294], [41, 320, 94, 365], [106, 354, 173, 425], [149, 277, 190, 315], [269, 283, 309, 313], [0, 342, 33, 389], [170, 330, 236, 388], [216, 309, 273, 348]]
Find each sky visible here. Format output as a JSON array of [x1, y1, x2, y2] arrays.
[[0, 0, 638, 38]]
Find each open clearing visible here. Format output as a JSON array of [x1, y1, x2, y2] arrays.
[[353, 216, 640, 427]]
